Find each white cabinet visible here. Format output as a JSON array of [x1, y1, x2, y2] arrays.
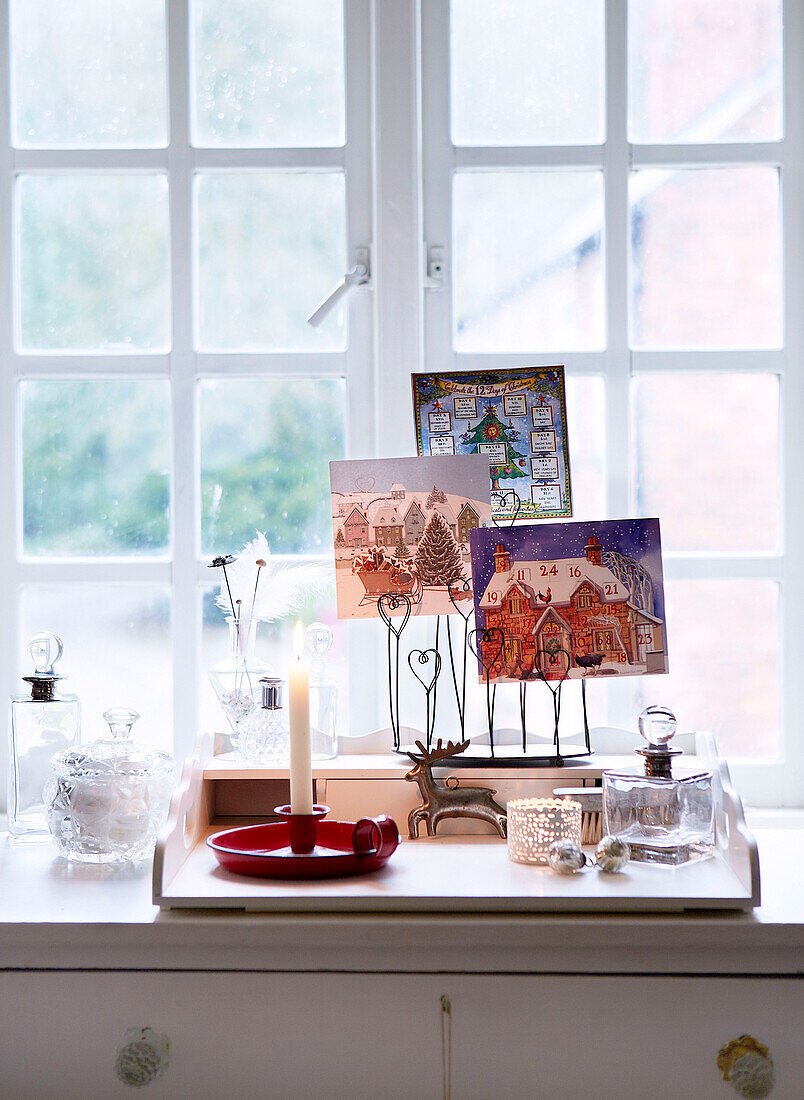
[[0, 972, 799, 1099]]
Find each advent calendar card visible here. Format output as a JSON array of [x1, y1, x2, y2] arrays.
[[411, 366, 572, 521], [468, 519, 668, 684], [330, 455, 492, 620]]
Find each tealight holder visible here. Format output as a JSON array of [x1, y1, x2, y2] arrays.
[[507, 797, 582, 865]]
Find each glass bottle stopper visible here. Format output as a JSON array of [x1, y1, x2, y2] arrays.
[[305, 622, 333, 656], [635, 704, 682, 778], [23, 631, 65, 699], [305, 622, 333, 679], [259, 677, 283, 710], [103, 707, 140, 740]]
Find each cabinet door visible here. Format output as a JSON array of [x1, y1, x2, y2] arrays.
[[0, 972, 799, 1098]]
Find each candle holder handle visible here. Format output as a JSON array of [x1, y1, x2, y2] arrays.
[[274, 804, 329, 854]]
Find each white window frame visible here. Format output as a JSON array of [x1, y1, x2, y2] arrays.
[[419, 0, 804, 806], [0, 0, 375, 777]]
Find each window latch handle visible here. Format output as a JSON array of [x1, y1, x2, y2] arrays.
[[307, 248, 371, 327]]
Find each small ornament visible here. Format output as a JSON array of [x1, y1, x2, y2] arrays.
[[718, 1036, 775, 1099], [596, 835, 630, 873], [114, 1027, 171, 1087], [547, 838, 586, 874]]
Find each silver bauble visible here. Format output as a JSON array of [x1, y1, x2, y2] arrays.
[[547, 838, 586, 874], [596, 835, 630, 873]]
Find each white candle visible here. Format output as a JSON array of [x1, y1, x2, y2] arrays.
[[288, 620, 313, 815]]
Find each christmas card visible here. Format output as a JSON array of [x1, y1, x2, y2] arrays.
[[411, 366, 572, 521], [330, 455, 493, 619], [469, 518, 668, 684]]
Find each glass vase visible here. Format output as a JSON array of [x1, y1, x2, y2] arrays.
[[208, 619, 273, 739]]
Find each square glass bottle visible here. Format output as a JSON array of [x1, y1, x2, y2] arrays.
[[602, 706, 715, 866], [8, 632, 81, 839]]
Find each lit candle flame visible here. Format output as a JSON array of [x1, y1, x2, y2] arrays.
[[294, 620, 304, 660]]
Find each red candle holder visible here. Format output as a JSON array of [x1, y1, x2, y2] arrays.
[[274, 803, 329, 854], [207, 804, 400, 880]]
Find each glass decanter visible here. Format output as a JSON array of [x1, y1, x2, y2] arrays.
[[208, 618, 273, 740], [306, 622, 338, 760], [44, 707, 174, 863], [602, 705, 715, 866], [8, 632, 81, 839], [238, 678, 290, 764]]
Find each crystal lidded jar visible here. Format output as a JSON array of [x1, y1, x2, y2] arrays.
[[8, 632, 80, 839], [44, 707, 174, 863]]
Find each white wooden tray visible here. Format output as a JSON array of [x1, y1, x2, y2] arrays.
[[153, 732, 760, 913]]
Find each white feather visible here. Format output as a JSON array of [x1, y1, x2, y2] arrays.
[[215, 532, 333, 625]]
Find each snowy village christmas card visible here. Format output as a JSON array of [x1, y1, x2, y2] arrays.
[[330, 455, 493, 620], [411, 366, 572, 521], [469, 519, 668, 684]]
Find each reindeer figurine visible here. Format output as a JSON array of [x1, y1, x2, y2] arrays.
[[405, 739, 507, 839]]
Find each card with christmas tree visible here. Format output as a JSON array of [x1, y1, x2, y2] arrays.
[[330, 455, 493, 619], [411, 366, 572, 521]]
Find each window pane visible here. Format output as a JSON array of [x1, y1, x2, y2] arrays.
[[17, 174, 171, 352], [451, 0, 605, 145], [200, 378, 346, 555], [632, 373, 778, 553], [565, 375, 606, 519], [21, 586, 172, 752], [11, 0, 167, 149], [630, 167, 781, 349], [195, 172, 346, 351], [22, 381, 170, 557], [630, 580, 778, 760], [453, 171, 605, 352], [628, 0, 782, 144], [191, 0, 345, 147], [200, 586, 346, 736]]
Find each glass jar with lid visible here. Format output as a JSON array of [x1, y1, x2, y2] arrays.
[[44, 707, 174, 863]]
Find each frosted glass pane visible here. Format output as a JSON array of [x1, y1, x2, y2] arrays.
[[453, 171, 604, 352], [21, 586, 172, 752], [200, 378, 345, 555], [200, 586, 346, 736], [22, 381, 170, 558], [451, 0, 605, 145], [632, 373, 778, 553], [11, 0, 167, 148], [196, 172, 346, 350], [630, 167, 781, 349], [565, 375, 605, 519], [629, 0, 782, 144], [17, 174, 171, 353], [630, 580, 778, 760], [191, 0, 345, 147]]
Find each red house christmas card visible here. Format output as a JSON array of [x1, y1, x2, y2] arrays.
[[330, 455, 493, 619], [469, 519, 669, 683]]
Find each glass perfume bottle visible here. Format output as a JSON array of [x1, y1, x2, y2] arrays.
[[306, 622, 338, 760], [602, 705, 715, 866], [8, 632, 81, 839], [238, 677, 290, 764]]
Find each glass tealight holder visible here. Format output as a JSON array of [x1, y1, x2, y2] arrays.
[[507, 797, 582, 865]]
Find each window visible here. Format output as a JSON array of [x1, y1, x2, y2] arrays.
[[2, 2, 801, 807], [2, 0, 371, 763], [422, 0, 800, 803]]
